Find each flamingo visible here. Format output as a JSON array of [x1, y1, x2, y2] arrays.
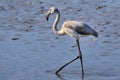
[[45, 6, 98, 79]]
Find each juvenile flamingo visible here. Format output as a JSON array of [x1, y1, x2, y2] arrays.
[[46, 6, 98, 79]]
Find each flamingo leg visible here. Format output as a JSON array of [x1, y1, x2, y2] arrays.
[[76, 39, 84, 79], [55, 39, 84, 80], [55, 56, 79, 74]]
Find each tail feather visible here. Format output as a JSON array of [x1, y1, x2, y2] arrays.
[[83, 24, 98, 37], [92, 31, 98, 37]]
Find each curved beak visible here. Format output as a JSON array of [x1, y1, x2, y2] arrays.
[[46, 11, 51, 21]]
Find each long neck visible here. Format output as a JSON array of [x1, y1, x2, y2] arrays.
[[53, 11, 64, 35]]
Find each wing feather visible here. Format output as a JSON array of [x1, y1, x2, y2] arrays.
[[74, 23, 98, 37], [63, 21, 98, 37]]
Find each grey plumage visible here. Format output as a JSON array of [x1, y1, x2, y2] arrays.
[[62, 21, 98, 37]]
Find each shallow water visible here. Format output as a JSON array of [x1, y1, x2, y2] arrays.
[[0, 0, 120, 80]]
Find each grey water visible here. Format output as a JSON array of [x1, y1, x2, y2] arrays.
[[0, 0, 120, 80]]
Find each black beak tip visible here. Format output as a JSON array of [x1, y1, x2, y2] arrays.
[[45, 14, 49, 21], [45, 12, 50, 21], [46, 17, 49, 21]]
